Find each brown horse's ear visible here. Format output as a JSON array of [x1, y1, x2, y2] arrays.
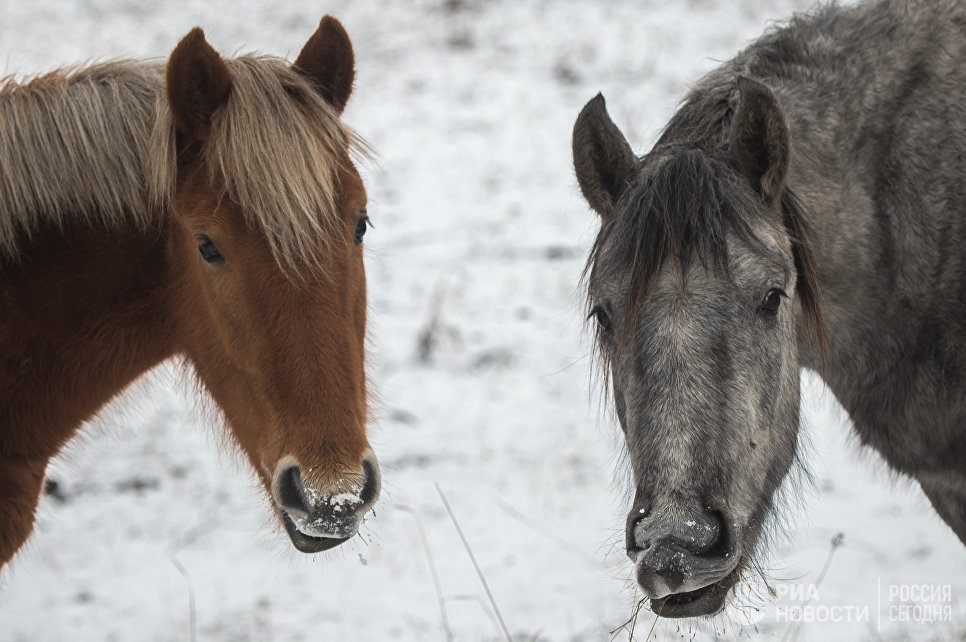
[[729, 76, 789, 209], [166, 27, 232, 141], [294, 16, 355, 113], [573, 93, 639, 218]]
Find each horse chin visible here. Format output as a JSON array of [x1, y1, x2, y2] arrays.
[[280, 511, 353, 553], [647, 565, 740, 618]]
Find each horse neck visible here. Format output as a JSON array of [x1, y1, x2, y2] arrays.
[[0, 216, 175, 463]]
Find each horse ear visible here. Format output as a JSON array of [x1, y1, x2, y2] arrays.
[[294, 16, 355, 113], [729, 76, 789, 209], [573, 94, 639, 217], [166, 28, 232, 141]]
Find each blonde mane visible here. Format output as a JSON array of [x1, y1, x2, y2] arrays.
[[0, 54, 358, 269]]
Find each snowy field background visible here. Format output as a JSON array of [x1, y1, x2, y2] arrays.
[[1, 0, 964, 640]]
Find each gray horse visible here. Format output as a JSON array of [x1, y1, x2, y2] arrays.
[[573, 0, 966, 618]]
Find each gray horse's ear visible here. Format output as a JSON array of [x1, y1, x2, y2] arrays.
[[294, 16, 355, 113], [729, 76, 789, 209], [573, 94, 639, 217]]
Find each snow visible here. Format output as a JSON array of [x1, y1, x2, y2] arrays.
[[329, 493, 363, 507], [1, 0, 965, 640]]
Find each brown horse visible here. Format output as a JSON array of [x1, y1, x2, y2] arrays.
[[0, 17, 379, 569]]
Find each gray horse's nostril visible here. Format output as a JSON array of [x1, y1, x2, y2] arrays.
[[630, 509, 736, 601], [628, 506, 726, 557], [667, 510, 723, 555], [626, 512, 646, 555]]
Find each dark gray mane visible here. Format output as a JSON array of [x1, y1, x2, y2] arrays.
[[586, 147, 762, 328], [585, 144, 824, 360]]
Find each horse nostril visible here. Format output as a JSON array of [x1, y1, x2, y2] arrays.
[[625, 506, 651, 556], [273, 454, 380, 525], [275, 464, 310, 514], [628, 506, 727, 557], [676, 510, 724, 555], [358, 454, 381, 506]]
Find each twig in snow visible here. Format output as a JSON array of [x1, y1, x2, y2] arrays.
[[395, 505, 453, 641], [609, 596, 645, 641], [609, 589, 666, 642], [641, 602, 661, 642], [813, 532, 845, 589], [783, 532, 845, 642], [448, 594, 505, 636], [416, 281, 448, 364], [170, 557, 197, 642], [435, 483, 512, 642]]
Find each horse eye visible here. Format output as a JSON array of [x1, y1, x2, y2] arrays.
[[198, 239, 225, 265], [354, 216, 368, 245], [591, 306, 613, 332], [760, 289, 784, 315]]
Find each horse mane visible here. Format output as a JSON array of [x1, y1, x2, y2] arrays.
[[0, 55, 361, 269], [0, 62, 161, 258]]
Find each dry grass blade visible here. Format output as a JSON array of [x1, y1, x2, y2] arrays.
[[170, 557, 197, 642], [395, 505, 453, 641], [609, 596, 648, 641], [641, 598, 665, 641], [435, 484, 512, 642], [783, 532, 845, 642]]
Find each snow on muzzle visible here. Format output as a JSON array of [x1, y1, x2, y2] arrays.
[[626, 504, 742, 618], [271, 452, 380, 553]]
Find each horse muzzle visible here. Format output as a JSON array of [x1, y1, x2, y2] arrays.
[[626, 505, 741, 618], [271, 452, 380, 553]]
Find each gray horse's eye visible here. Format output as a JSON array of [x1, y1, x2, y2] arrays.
[[760, 289, 784, 315], [591, 306, 613, 332]]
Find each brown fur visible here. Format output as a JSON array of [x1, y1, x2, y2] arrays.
[[0, 18, 372, 569]]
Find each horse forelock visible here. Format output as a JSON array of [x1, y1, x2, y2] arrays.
[[152, 55, 370, 272], [584, 147, 766, 352], [585, 144, 826, 372], [0, 55, 367, 272]]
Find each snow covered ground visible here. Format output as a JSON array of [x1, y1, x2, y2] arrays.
[[1, 0, 964, 640]]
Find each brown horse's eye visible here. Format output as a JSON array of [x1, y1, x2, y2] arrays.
[[354, 215, 368, 245], [760, 289, 784, 315], [198, 238, 225, 265]]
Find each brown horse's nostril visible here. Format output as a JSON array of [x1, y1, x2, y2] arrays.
[[273, 455, 380, 519], [276, 464, 311, 514], [359, 456, 380, 505]]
